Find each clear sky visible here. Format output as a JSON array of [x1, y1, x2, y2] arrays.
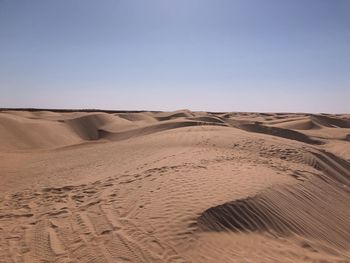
[[1, 0, 349, 113]]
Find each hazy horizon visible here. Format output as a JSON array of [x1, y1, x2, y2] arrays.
[[1, 0, 349, 113]]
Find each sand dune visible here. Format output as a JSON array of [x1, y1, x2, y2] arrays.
[[234, 122, 324, 145], [311, 115, 350, 128], [0, 110, 349, 262], [101, 119, 228, 142], [198, 150, 350, 243], [269, 117, 322, 130], [63, 113, 135, 140], [116, 112, 158, 123], [154, 109, 195, 121], [0, 112, 82, 150]]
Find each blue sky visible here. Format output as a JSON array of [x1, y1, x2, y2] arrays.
[[1, 0, 349, 112]]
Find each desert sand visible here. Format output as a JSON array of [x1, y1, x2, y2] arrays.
[[0, 109, 350, 263]]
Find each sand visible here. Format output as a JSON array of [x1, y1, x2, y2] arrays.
[[0, 109, 349, 263]]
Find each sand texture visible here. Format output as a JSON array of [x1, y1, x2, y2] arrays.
[[0, 110, 350, 263]]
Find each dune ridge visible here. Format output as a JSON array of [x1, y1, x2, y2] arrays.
[[2, 109, 343, 151]]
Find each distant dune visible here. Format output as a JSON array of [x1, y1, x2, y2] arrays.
[[0, 109, 350, 262]]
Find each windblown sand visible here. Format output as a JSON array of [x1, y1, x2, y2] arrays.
[[1, 110, 350, 262]]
